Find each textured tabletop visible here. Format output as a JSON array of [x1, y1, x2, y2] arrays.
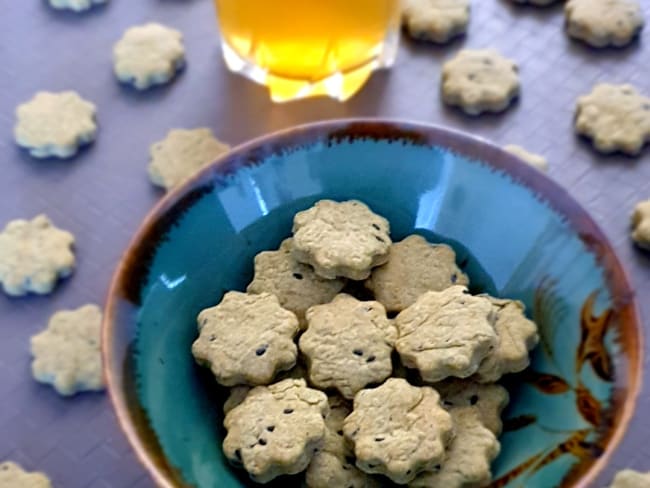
[[1, 1, 649, 487]]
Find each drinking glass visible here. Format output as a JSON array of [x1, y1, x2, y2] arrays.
[[214, 0, 401, 102]]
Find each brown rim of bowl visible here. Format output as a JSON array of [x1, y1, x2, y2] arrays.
[[102, 118, 643, 488]]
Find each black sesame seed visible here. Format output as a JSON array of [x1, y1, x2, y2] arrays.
[[375, 235, 385, 243], [267, 426, 275, 432], [372, 224, 381, 230], [443, 400, 454, 407], [292, 272, 303, 280], [283, 408, 294, 414], [451, 273, 458, 283], [353, 349, 363, 356], [256, 346, 267, 356], [345, 456, 356, 465], [258, 438, 267, 446], [406, 470, 412, 475], [374, 437, 384, 442], [337, 430, 343, 436], [469, 394, 479, 405], [366, 355, 376, 363], [368, 463, 378, 469], [209, 335, 216, 342]]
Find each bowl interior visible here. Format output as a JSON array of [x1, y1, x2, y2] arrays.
[[104, 121, 641, 488]]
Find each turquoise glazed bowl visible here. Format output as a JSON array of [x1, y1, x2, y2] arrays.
[[103, 119, 642, 488]]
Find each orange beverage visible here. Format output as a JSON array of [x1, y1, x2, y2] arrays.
[[214, 0, 401, 102]]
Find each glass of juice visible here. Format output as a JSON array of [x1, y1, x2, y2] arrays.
[[214, 0, 401, 102]]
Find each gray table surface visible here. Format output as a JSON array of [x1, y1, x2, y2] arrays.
[[1, 1, 649, 487]]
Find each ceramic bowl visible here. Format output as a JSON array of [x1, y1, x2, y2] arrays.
[[103, 119, 642, 488]]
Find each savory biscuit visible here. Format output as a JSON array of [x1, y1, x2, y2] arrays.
[[395, 286, 497, 382], [292, 200, 391, 280], [565, 0, 644, 48], [575, 83, 650, 155], [433, 378, 509, 435], [343, 378, 453, 484], [0, 462, 52, 488], [409, 406, 500, 488], [300, 294, 397, 399], [365, 235, 469, 312], [113, 23, 185, 90], [0, 215, 75, 296], [247, 238, 346, 328], [30, 304, 104, 396], [306, 396, 381, 488], [475, 297, 539, 382], [631, 200, 650, 250], [504, 144, 549, 172], [441, 49, 520, 115], [192, 292, 299, 386], [14, 91, 97, 159], [609, 469, 650, 488], [223, 379, 329, 483], [402, 0, 470, 44], [148, 128, 230, 190]]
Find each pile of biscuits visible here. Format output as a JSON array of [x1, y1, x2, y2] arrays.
[[191, 199, 539, 487]]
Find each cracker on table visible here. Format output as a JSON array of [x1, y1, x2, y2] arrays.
[[0, 462, 52, 488], [0, 215, 75, 296], [148, 128, 230, 190], [113, 23, 185, 90], [31, 304, 104, 396], [14, 91, 97, 159], [402, 0, 470, 44], [631, 200, 650, 250], [565, 0, 644, 48], [504, 144, 549, 172], [441, 49, 520, 115], [608, 469, 650, 488], [575, 83, 650, 155]]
